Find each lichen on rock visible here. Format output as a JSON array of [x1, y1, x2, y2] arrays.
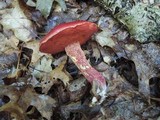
[[95, 0, 160, 43]]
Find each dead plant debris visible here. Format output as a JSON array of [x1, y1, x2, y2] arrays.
[[0, 0, 160, 120]]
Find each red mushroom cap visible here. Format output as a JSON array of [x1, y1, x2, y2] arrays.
[[39, 20, 98, 54]]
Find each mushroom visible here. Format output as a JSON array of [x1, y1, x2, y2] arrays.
[[39, 20, 108, 102]]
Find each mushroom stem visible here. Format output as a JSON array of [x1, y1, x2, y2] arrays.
[[65, 42, 107, 98]]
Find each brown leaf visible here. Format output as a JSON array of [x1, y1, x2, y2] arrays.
[[40, 74, 56, 94], [0, 0, 35, 42], [24, 40, 51, 64], [31, 56, 53, 79], [50, 60, 72, 86], [18, 86, 57, 120], [130, 43, 160, 97], [0, 85, 20, 102], [0, 102, 26, 120], [0, 33, 19, 53]]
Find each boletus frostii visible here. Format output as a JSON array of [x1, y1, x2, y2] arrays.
[[39, 20, 108, 102]]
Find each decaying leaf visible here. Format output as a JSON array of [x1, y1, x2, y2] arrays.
[[130, 43, 160, 97], [0, 0, 11, 9], [80, 5, 102, 22], [0, 102, 26, 120], [0, 33, 19, 53], [0, 87, 23, 119], [0, 0, 160, 119], [100, 93, 160, 120], [0, 0, 35, 42], [50, 60, 72, 86], [0, 53, 18, 79], [68, 77, 88, 102], [96, 30, 115, 48], [96, 15, 128, 48], [36, 0, 67, 18], [26, 0, 36, 7], [60, 101, 101, 119], [55, 0, 67, 11], [0, 53, 18, 68], [34, 58, 72, 94], [40, 74, 56, 94], [89, 42, 102, 66], [27, 75, 40, 87], [24, 40, 51, 64], [31, 56, 53, 79], [100, 46, 117, 65], [53, 55, 67, 67], [18, 86, 57, 120], [36, 0, 54, 18], [0, 85, 57, 120], [0, 85, 20, 102]]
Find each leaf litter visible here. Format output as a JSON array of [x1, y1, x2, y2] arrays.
[[0, 0, 160, 119]]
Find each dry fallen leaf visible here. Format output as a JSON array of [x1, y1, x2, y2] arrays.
[[55, 0, 67, 11], [0, 102, 26, 120], [95, 29, 116, 47], [0, 53, 18, 79], [89, 42, 102, 65], [0, 33, 19, 53], [36, 0, 54, 18], [0, 0, 160, 119], [50, 60, 72, 86], [31, 56, 53, 79], [24, 40, 51, 64], [68, 77, 88, 102], [0, 0, 35, 42], [0, 85, 57, 120], [41, 73, 56, 94], [0, 0, 10, 9], [53, 55, 67, 67], [26, 0, 36, 7], [130, 43, 160, 97], [0, 86, 23, 119], [0, 85, 20, 102], [18, 86, 57, 120]]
